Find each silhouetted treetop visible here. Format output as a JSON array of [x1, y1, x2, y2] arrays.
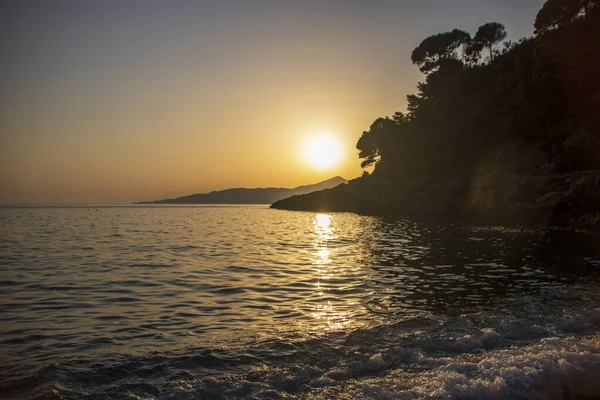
[[473, 22, 507, 61], [356, 117, 402, 169], [534, 0, 599, 33], [411, 23, 509, 73], [411, 29, 471, 73]]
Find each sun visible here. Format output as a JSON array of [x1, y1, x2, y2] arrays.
[[304, 136, 342, 170]]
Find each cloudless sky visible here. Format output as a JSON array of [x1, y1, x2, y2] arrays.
[[0, 0, 545, 203]]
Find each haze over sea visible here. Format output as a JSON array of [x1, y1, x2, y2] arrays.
[[2, 204, 600, 399]]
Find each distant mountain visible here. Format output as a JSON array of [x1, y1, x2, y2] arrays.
[[135, 176, 347, 205]]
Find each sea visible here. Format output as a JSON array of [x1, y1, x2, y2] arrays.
[[1, 204, 600, 399]]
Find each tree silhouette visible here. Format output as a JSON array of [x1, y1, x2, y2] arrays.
[[411, 29, 471, 73], [535, 0, 581, 33], [534, 0, 599, 33], [275, 0, 600, 228], [356, 117, 402, 169], [463, 40, 484, 66], [473, 22, 507, 62]]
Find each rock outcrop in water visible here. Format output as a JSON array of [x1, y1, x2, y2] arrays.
[[136, 176, 346, 204], [272, 2, 600, 231]]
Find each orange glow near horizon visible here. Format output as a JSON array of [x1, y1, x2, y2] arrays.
[[0, 2, 542, 203]]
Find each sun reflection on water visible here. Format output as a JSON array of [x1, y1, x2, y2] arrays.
[[314, 213, 333, 239], [310, 213, 353, 332]]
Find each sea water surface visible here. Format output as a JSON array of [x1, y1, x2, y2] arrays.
[[1, 205, 600, 399]]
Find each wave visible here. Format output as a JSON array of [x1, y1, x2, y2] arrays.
[[3, 300, 600, 400]]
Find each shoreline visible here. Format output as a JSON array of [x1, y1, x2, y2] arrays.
[[270, 170, 600, 234]]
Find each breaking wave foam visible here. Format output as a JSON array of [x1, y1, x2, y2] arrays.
[[122, 305, 600, 399]]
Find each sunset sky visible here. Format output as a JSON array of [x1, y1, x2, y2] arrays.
[[0, 0, 544, 203]]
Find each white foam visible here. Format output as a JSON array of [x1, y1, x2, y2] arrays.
[[312, 335, 600, 399], [157, 305, 600, 399]]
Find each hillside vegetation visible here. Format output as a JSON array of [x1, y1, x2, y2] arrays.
[[272, 0, 600, 230]]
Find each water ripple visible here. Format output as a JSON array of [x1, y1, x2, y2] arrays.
[[1, 205, 600, 399]]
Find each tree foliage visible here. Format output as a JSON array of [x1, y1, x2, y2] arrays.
[[463, 41, 484, 66], [410, 29, 471, 73], [534, 0, 599, 33], [356, 117, 404, 169], [358, 0, 600, 181], [473, 22, 507, 61]]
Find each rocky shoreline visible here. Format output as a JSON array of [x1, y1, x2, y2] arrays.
[[271, 170, 600, 233]]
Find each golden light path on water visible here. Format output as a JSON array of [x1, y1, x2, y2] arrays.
[[310, 213, 355, 332]]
